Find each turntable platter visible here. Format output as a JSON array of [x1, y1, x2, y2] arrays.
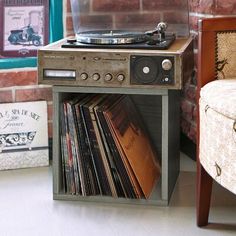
[[76, 30, 148, 45]]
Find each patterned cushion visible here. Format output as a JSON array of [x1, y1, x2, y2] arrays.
[[199, 79, 236, 194], [200, 79, 236, 119]]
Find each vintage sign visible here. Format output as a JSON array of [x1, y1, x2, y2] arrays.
[[0, 101, 49, 170], [0, 0, 49, 57]]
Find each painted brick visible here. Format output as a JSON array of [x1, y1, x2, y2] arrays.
[[15, 87, 53, 102], [115, 13, 161, 30], [0, 90, 13, 103], [93, 0, 140, 12], [0, 69, 37, 88]]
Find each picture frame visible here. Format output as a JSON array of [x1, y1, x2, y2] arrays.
[[0, 0, 49, 58]]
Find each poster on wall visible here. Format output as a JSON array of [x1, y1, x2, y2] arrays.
[[0, 101, 49, 170], [0, 0, 49, 58]]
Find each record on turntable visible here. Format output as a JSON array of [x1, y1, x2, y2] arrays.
[[76, 30, 149, 45], [64, 22, 176, 50]]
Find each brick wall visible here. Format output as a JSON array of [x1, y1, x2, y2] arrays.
[[182, 0, 236, 143], [0, 68, 53, 138], [0, 0, 235, 143]]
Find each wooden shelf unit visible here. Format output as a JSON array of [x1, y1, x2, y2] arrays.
[[52, 85, 180, 206]]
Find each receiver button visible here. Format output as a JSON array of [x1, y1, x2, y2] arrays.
[[162, 59, 172, 71], [80, 73, 88, 80], [117, 74, 125, 82], [104, 73, 113, 81], [92, 73, 100, 81]]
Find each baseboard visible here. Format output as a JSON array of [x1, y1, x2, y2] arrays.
[[180, 133, 196, 161]]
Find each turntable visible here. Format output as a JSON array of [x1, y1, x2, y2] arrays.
[[63, 22, 176, 50], [38, 22, 193, 90]]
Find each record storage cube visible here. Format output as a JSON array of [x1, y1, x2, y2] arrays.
[[52, 86, 180, 206]]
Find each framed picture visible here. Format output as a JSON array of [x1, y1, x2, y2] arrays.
[[0, 0, 49, 57]]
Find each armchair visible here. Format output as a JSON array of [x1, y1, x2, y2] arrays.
[[197, 17, 236, 226]]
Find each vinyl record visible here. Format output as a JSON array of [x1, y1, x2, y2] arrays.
[[76, 30, 148, 45]]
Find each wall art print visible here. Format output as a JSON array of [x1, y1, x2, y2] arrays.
[[0, 0, 49, 57]]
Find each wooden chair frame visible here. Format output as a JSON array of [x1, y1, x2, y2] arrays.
[[197, 17, 236, 227]]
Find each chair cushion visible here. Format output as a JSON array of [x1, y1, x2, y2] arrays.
[[200, 79, 236, 119], [199, 79, 236, 195]]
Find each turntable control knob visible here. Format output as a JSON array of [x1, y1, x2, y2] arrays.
[[104, 73, 113, 81], [92, 73, 100, 81], [162, 59, 172, 71], [80, 73, 88, 80], [117, 74, 125, 82]]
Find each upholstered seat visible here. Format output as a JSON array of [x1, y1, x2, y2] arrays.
[[199, 79, 236, 195], [197, 17, 236, 227]]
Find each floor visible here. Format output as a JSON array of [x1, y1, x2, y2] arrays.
[[0, 153, 236, 236]]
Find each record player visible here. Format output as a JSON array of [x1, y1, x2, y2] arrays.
[[38, 22, 193, 90]]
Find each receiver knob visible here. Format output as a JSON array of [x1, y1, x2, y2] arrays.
[[92, 73, 100, 81], [80, 73, 88, 80], [104, 73, 113, 81], [162, 59, 172, 71], [117, 74, 125, 82]]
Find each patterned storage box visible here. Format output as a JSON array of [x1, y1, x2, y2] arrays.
[[199, 79, 236, 194]]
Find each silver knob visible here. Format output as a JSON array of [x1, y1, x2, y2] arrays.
[[117, 74, 125, 82], [104, 73, 113, 81], [92, 73, 100, 81], [80, 73, 88, 80], [162, 59, 172, 71]]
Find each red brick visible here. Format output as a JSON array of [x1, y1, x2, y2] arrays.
[[143, 0, 187, 10], [67, 15, 113, 32], [0, 69, 37, 88], [93, 0, 140, 12], [67, 0, 71, 13], [0, 90, 13, 103], [115, 13, 161, 30], [48, 122, 53, 138], [189, 0, 215, 14], [181, 99, 194, 121], [15, 87, 52, 102], [215, 0, 236, 14], [163, 11, 189, 24], [181, 118, 190, 135], [188, 124, 197, 143], [189, 15, 199, 31], [183, 84, 197, 103], [67, 0, 90, 13], [47, 103, 53, 121], [66, 16, 74, 32]]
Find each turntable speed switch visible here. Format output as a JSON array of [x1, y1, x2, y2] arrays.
[[104, 73, 113, 81], [80, 73, 88, 80], [92, 73, 100, 81], [162, 59, 172, 71]]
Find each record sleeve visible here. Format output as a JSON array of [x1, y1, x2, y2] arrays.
[[103, 95, 161, 199]]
